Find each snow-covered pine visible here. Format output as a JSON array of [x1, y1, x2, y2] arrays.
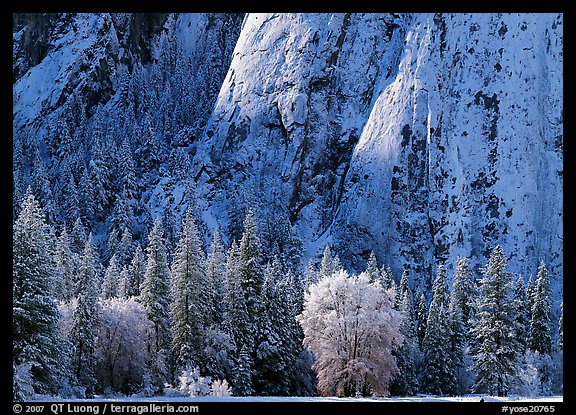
[[238, 210, 264, 318], [70, 233, 101, 396], [223, 241, 254, 395], [13, 191, 68, 398], [115, 227, 135, 270], [527, 261, 554, 396], [205, 227, 227, 327], [54, 227, 78, 301], [451, 256, 477, 333], [512, 276, 530, 353], [414, 289, 427, 348], [170, 208, 208, 375], [140, 219, 172, 389], [528, 261, 553, 355], [127, 244, 146, 298], [448, 285, 467, 395], [470, 245, 519, 397], [390, 275, 419, 397], [421, 264, 454, 395], [253, 258, 287, 395], [101, 254, 120, 300]]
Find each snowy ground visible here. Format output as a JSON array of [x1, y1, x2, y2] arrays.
[[38, 395, 563, 402]]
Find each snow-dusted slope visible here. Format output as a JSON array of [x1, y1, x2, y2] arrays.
[[193, 13, 563, 295]]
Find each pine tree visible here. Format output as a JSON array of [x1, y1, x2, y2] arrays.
[[512, 276, 530, 353], [448, 287, 466, 395], [238, 210, 264, 326], [527, 261, 553, 395], [126, 244, 145, 298], [101, 255, 120, 299], [365, 251, 380, 283], [13, 191, 67, 397], [54, 228, 78, 301], [390, 277, 419, 396], [452, 256, 477, 331], [528, 261, 552, 355], [415, 290, 427, 348], [318, 245, 341, 281], [140, 219, 172, 389], [116, 227, 135, 270], [223, 242, 254, 395], [380, 266, 396, 291], [205, 228, 227, 327], [170, 208, 207, 376], [422, 264, 454, 395], [253, 258, 286, 395], [471, 246, 519, 397], [70, 233, 100, 396]]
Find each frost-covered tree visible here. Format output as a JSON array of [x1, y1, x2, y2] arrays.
[[170, 209, 207, 376], [471, 246, 519, 397], [140, 219, 172, 390], [298, 269, 402, 397], [95, 298, 154, 394], [70, 233, 100, 396], [13, 191, 68, 398], [422, 264, 454, 395], [380, 265, 396, 291]]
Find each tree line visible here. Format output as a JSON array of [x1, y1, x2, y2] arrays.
[[13, 190, 562, 399]]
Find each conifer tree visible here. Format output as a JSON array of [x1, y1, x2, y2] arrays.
[[54, 228, 78, 301], [527, 261, 554, 395], [205, 228, 227, 326], [415, 290, 427, 348], [512, 276, 530, 353], [390, 277, 419, 396], [13, 191, 68, 397], [452, 257, 477, 331], [101, 255, 120, 300], [422, 264, 454, 395], [471, 246, 519, 397], [223, 242, 253, 395], [528, 261, 552, 355], [126, 244, 145, 298], [170, 209, 207, 376], [140, 219, 172, 389], [70, 233, 100, 396], [365, 251, 380, 283]]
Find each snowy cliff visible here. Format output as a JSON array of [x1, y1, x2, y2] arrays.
[[13, 13, 563, 298]]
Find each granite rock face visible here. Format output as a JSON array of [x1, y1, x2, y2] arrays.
[[13, 13, 563, 299]]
